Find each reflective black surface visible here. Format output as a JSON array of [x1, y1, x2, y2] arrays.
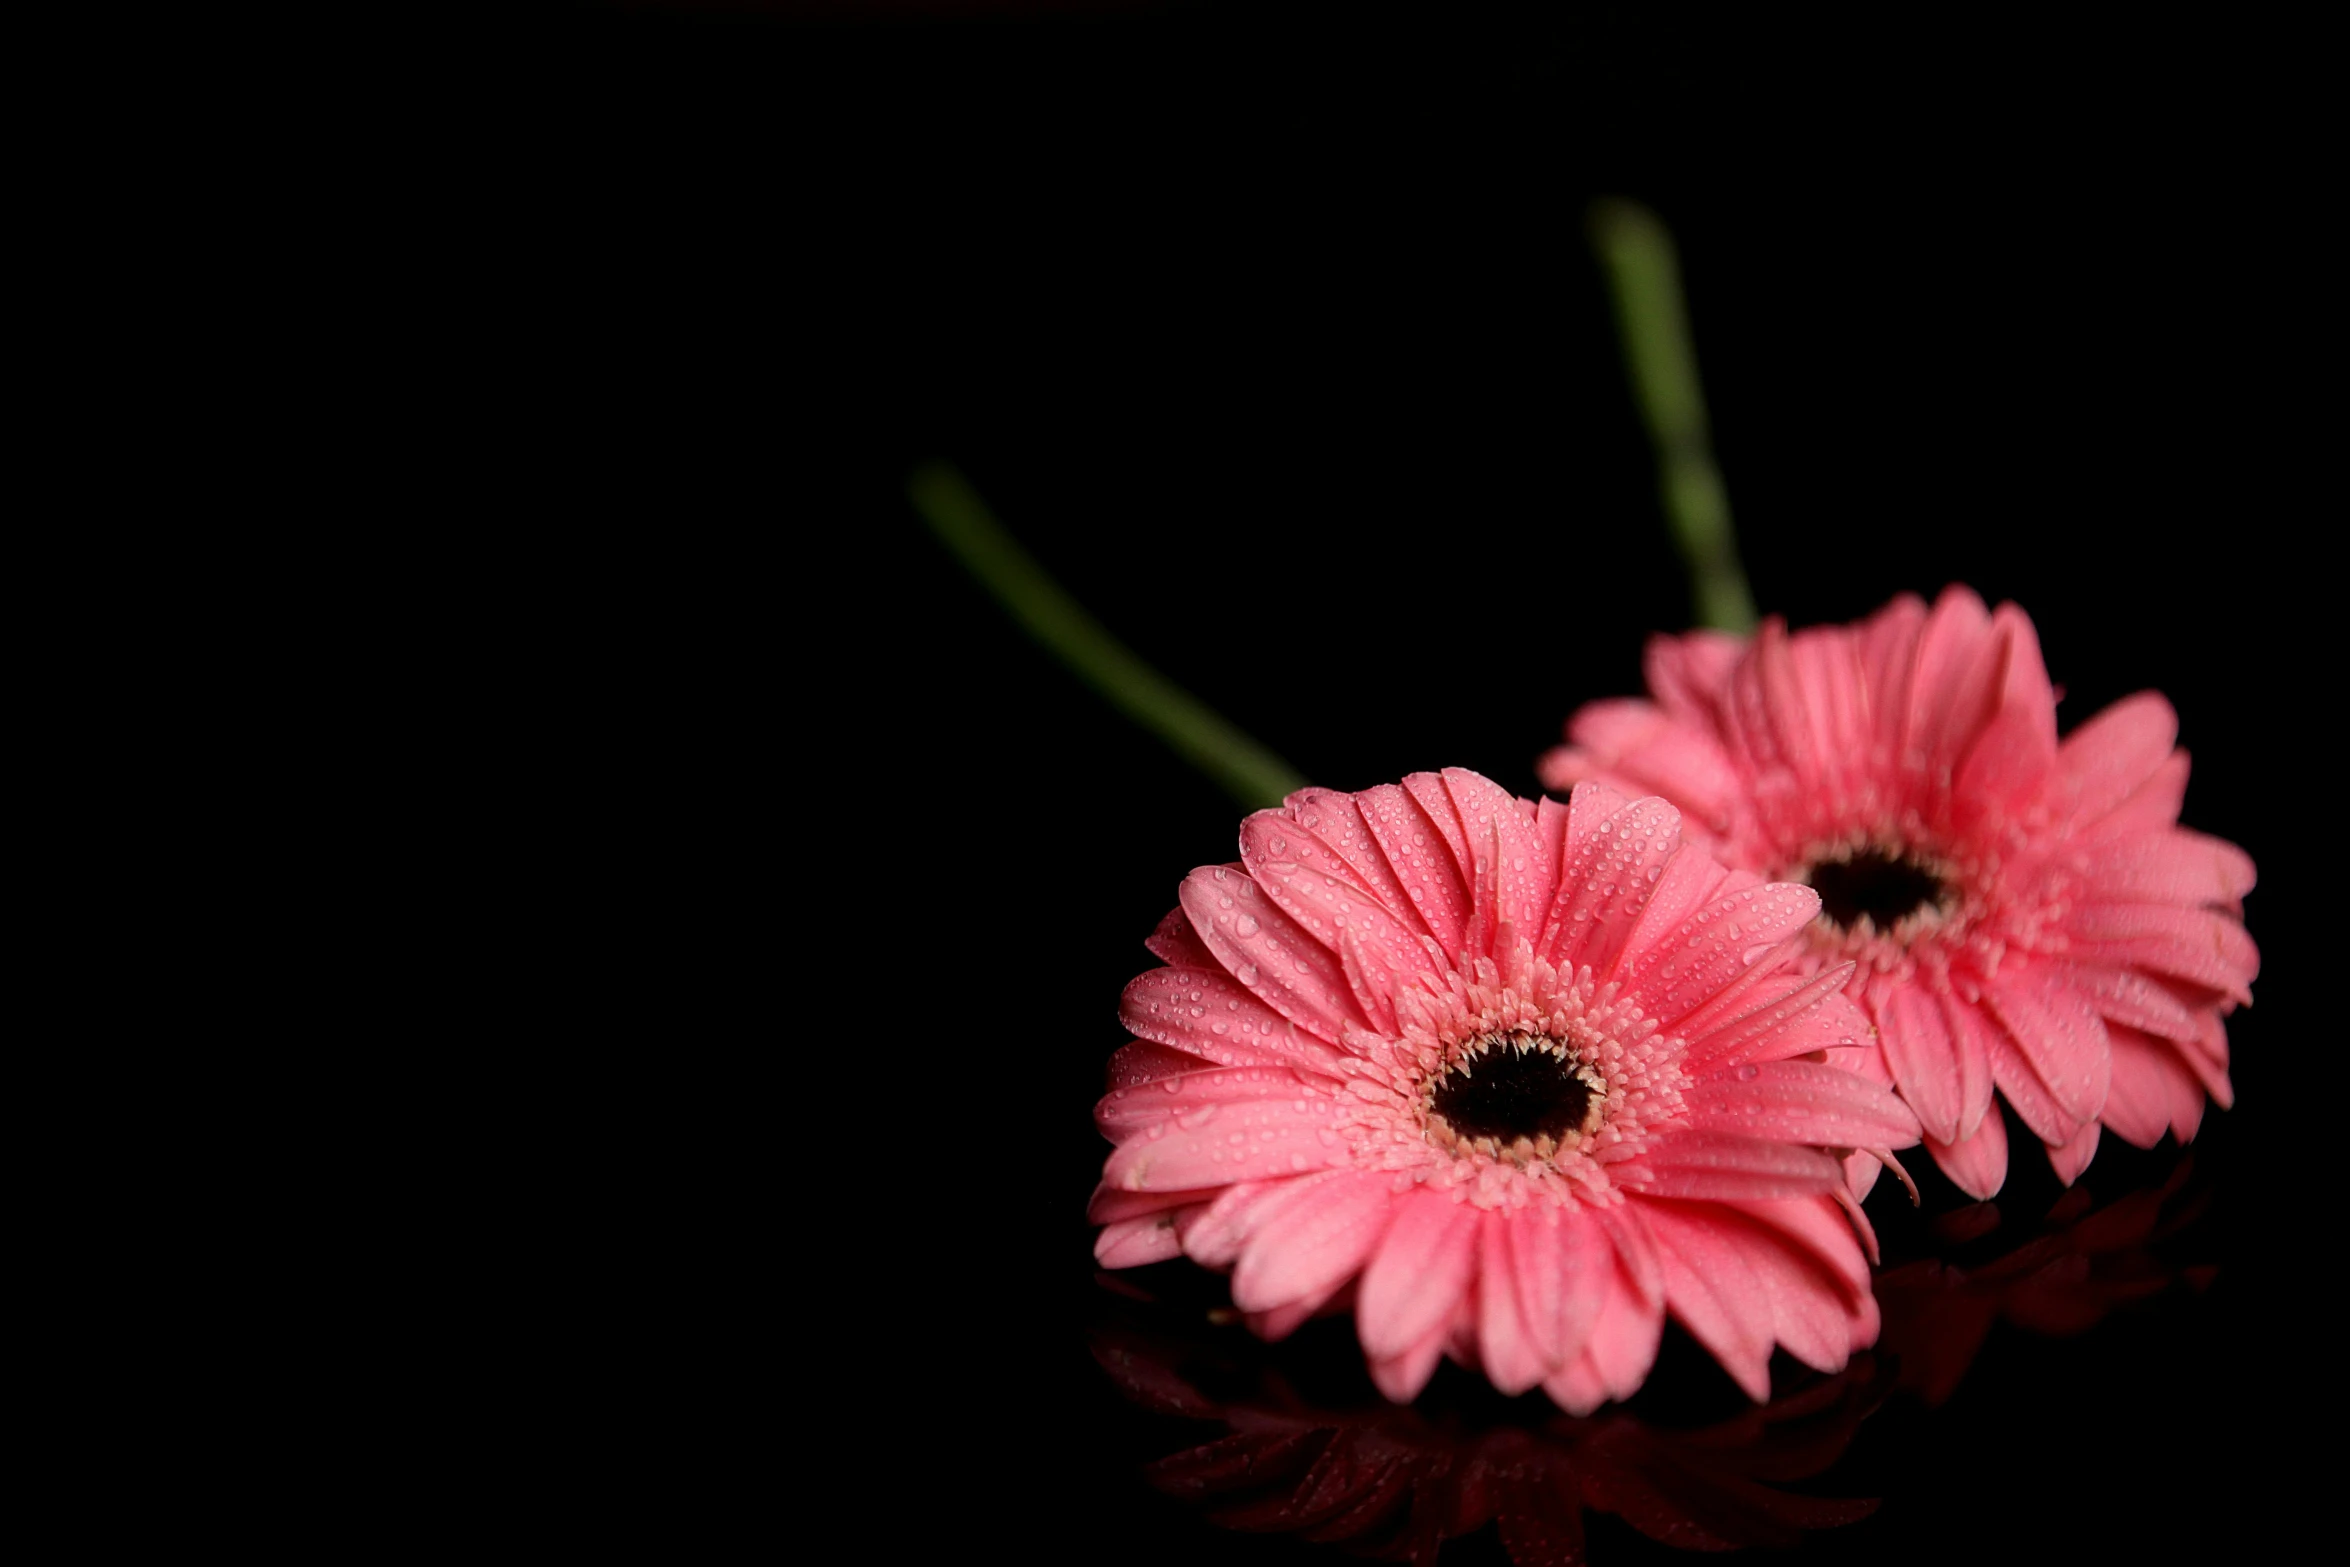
[[506, 5, 2328, 1558]]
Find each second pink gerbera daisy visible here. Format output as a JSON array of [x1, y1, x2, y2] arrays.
[[1091, 769, 1921, 1410], [1540, 587, 2256, 1198]]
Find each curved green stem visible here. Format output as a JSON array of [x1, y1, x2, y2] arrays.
[[909, 461, 1309, 811], [1588, 198, 1758, 635]]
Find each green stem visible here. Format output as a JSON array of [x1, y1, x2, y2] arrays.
[[1588, 198, 1758, 635], [909, 461, 1309, 811]]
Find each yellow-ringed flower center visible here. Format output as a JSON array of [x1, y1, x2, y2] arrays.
[[1423, 1031, 1607, 1167], [1797, 843, 1957, 939]]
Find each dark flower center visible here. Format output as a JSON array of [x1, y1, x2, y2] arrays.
[[1426, 1033, 1603, 1157], [1804, 847, 1951, 932]]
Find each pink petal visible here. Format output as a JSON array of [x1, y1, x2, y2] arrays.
[[2057, 692, 2177, 827], [2063, 903, 2257, 1005], [1368, 1311, 1454, 1403], [1540, 795, 1686, 978], [1628, 1130, 1848, 1200], [1509, 1206, 1612, 1374], [1094, 1212, 1186, 1267], [1104, 1039, 1214, 1088], [2085, 750, 2191, 839], [2061, 963, 2206, 1047], [1645, 627, 1746, 714], [1560, 779, 1636, 862], [1858, 592, 1929, 755], [1143, 905, 1216, 969], [1741, 619, 1823, 779], [1181, 866, 1366, 1042], [1793, 625, 1870, 769], [1542, 1245, 1665, 1413], [2104, 1024, 2213, 1150], [1902, 585, 2002, 772], [1403, 772, 1475, 893], [1723, 1194, 1873, 1303], [1991, 601, 2057, 709], [1445, 768, 1551, 950], [1088, 1180, 1214, 1225], [1355, 782, 1472, 958], [1241, 816, 1432, 1033], [1102, 1099, 1354, 1193], [1120, 964, 1340, 1071], [1475, 1211, 1552, 1395], [1609, 841, 1733, 980], [1277, 786, 1440, 940], [1872, 983, 1964, 1145], [1924, 1106, 2009, 1199], [1680, 963, 1872, 1073], [1734, 1215, 1868, 1373], [1936, 990, 2000, 1141], [1556, 697, 1667, 771], [1681, 1058, 1922, 1149], [1984, 1027, 2083, 1149], [1842, 1148, 1881, 1203], [1642, 1204, 1777, 1400], [1983, 967, 2112, 1126], [2173, 1006, 2236, 1107], [2047, 1119, 2101, 1186], [1095, 1062, 1338, 1138], [1622, 881, 1824, 1024], [2162, 1040, 2213, 1142], [1356, 1189, 1480, 1361], [2077, 828, 2257, 913], [2099, 1025, 2182, 1149], [1174, 1179, 1294, 1266], [1953, 698, 2059, 828], [1231, 1170, 1396, 1313], [1245, 1270, 1353, 1342]]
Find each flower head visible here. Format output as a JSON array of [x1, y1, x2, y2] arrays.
[[1090, 768, 1921, 1410], [1539, 587, 2256, 1199]]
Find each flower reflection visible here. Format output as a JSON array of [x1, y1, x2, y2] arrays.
[[1090, 1290, 1884, 1562], [1873, 1154, 2214, 1407], [1092, 1154, 2212, 1562]]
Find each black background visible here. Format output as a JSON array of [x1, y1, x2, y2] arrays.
[[515, 4, 2328, 1559]]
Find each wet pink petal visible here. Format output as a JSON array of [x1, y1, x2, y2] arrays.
[[1358, 1190, 1480, 1361], [2078, 828, 2256, 912], [1679, 964, 1872, 1072], [1103, 1101, 1354, 1194], [1543, 796, 1685, 979], [1356, 782, 1472, 956], [2057, 692, 2177, 825], [1231, 1170, 1395, 1314], [2047, 1120, 2102, 1186], [1924, 1104, 2010, 1200], [1876, 983, 1964, 1144], [1983, 967, 2112, 1126], [1181, 866, 1365, 1041], [1644, 1205, 1777, 1400], [1475, 1211, 1552, 1395], [1681, 1058, 1923, 1148], [1120, 964, 1339, 1072], [1625, 882, 1825, 1023], [1095, 1213, 1186, 1267]]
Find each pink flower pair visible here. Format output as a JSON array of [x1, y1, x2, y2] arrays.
[[1089, 588, 2254, 1412]]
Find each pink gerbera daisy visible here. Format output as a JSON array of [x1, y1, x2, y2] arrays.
[[1089, 768, 1922, 1410], [1539, 587, 2256, 1199]]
